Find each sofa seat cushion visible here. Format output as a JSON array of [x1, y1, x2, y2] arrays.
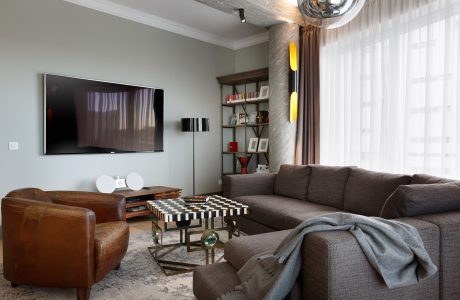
[[274, 164, 311, 201], [225, 229, 291, 270], [94, 221, 129, 282], [307, 165, 353, 209], [233, 195, 340, 230], [381, 182, 460, 219], [193, 262, 240, 300], [344, 168, 411, 216]]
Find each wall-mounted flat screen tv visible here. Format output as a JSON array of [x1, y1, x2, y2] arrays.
[[44, 74, 164, 154]]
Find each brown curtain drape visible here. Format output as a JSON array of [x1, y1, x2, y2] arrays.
[[295, 26, 320, 165]]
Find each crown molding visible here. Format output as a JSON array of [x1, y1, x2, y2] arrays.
[[63, 0, 268, 50], [233, 32, 269, 50]]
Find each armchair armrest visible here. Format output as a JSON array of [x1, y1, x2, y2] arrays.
[[47, 191, 126, 223], [1, 197, 96, 288], [301, 218, 439, 299], [223, 173, 276, 199]]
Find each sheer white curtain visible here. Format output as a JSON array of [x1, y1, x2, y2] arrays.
[[320, 0, 460, 177]]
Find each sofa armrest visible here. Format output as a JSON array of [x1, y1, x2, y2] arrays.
[[223, 173, 276, 199], [416, 211, 460, 299], [1, 197, 96, 288], [301, 218, 440, 299], [47, 191, 126, 223]]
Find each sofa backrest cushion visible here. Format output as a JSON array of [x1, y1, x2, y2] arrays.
[[306, 165, 352, 209], [274, 164, 311, 201], [412, 173, 456, 184], [381, 182, 460, 218], [344, 168, 411, 216]]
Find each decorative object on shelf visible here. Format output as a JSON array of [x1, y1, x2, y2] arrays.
[[237, 156, 248, 174], [230, 114, 238, 126], [289, 41, 298, 123], [257, 138, 269, 152], [181, 117, 210, 195], [256, 164, 269, 173], [228, 141, 238, 152], [259, 86, 269, 99], [297, 0, 366, 29], [126, 172, 144, 191], [248, 112, 258, 124], [248, 138, 259, 153], [257, 110, 269, 123], [227, 92, 261, 103], [96, 174, 116, 193]]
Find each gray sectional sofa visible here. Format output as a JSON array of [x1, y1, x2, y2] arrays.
[[193, 164, 460, 300]]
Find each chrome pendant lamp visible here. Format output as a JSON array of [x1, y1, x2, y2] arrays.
[[297, 0, 366, 29]]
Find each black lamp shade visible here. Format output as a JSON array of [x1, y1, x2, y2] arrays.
[[181, 118, 210, 132]]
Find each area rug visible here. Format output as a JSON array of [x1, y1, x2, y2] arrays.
[[0, 228, 225, 300]]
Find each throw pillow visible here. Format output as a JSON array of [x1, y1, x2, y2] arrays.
[[381, 182, 460, 219], [273, 164, 311, 201], [411, 173, 455, 184], [344, 168, 411, 216]]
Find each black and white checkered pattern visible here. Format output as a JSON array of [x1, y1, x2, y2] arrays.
[[146, 195, 249, 222]]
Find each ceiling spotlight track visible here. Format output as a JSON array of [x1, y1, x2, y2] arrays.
[[238, 8, 246, 23], [297, 0, 366, 29]]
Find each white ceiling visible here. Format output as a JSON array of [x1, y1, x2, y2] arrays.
[[64, 0, 271, 50]]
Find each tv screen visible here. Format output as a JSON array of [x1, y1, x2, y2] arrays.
[[44, 74, 164, 154]]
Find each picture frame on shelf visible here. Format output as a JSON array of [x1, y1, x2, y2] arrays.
[[257, 138, 269, 152], [238, 113, 248, 125], [259, 86, 269, 99], [247, 138, 259, 152]]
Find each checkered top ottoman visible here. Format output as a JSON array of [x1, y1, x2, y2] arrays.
[[146, 195, 249, 222]]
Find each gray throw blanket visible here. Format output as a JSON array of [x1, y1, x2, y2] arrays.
[[219, 212, 438, 300]]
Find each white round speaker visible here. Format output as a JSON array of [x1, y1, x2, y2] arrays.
[[126, 172, 144, 191], [96, 175, 116, 193]]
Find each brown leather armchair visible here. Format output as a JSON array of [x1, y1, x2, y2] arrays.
[[2, 188, 130, 300]]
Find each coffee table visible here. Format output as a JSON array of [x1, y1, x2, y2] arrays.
[[146, 195, 249, 275]]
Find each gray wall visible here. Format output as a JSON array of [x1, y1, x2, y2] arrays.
[[235, 42, 269, 72], [0, 0, 269, 215]]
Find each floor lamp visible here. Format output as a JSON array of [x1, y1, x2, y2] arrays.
[[181, 118, 210, 195]]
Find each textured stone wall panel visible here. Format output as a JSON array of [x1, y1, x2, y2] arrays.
[[268, 23, 299, 172]]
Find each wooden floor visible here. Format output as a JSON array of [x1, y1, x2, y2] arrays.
[[0, 218, 152, 264]]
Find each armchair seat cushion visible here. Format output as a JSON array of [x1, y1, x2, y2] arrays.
[[94, 221, 129, 282], [234, 195, 339, 230]]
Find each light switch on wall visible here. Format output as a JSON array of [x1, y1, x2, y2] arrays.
[[8, 142, 19, 151]]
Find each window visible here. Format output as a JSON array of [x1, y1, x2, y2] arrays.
[[320, 0, 460, 177]]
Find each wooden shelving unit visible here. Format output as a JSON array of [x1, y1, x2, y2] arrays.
[[114, 186, 182, 219], [217, 68, 269, 176]]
